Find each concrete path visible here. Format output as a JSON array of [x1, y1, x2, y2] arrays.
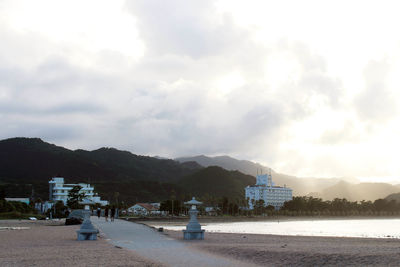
[[92, 217, 250, 267]]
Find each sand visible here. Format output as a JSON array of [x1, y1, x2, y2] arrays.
[[164, 229, 400, 266], [2, 218, 400, 266], [0, 219, 163, 267]]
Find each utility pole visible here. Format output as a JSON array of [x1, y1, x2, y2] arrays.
[[171, 190, 175, 216]]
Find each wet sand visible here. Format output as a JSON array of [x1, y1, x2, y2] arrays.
[[164, 229, 400, 266], [0, 219, 162, 267]]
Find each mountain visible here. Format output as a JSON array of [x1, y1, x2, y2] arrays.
[[384, 192, 400, 203], [0, 137, 202, 203], [320, 181, 400, 201], [0, 137, 254, 204], [176, 155, 358, 196], [3, 138, 398, 204], [176, 155, 269, 176], [178, 166, 255, 201], [176, 155, 400, 201]]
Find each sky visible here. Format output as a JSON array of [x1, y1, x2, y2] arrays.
[[1, 0, 400, 183]]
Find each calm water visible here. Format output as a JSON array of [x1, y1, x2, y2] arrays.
[[155, 218, 400, 238]]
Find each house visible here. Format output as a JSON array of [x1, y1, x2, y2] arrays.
[[205, 206, 218, 216], [128, 203, 159, 215]]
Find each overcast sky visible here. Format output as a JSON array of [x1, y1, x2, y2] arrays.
[[1, 0, 400, 182]]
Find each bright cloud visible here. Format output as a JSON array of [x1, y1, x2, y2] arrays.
[[1, 0, 400, 182]]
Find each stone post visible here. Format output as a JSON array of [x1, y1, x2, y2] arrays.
[[183, 197, 205, 240], [76, 199, 99, 241]]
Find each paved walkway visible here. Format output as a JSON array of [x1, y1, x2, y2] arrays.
[[92, 217, 250, 267]]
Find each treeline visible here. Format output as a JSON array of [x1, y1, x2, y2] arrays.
[[0, 198, 40, 219], [279, 196, 400, 216], [0, 199, 34, 214], [159, 197, 248, 216], [158, 196, 400, 217]]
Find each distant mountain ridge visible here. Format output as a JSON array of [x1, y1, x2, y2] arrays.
[[176, 155, 400, 201], [318, 181, 400, 202], [1, 137, 399, 203], [385, 192, 400, 203], [0, 137, 254, 204], [176, 155, 269, 177]]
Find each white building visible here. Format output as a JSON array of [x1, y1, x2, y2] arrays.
[[127, 203, 159, 215], [5, 198, 30, 205], [245, 172, 292, 210], [49, 177, 108, 206]]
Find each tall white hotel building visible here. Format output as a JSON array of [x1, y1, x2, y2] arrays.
[[245, 171, 292, 210], [49, 177, 108, 206]]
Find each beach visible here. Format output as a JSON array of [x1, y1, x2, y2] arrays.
[[163, 229, 400, 266], [2, 218, 400, 266], [0, 219, 162, 267]]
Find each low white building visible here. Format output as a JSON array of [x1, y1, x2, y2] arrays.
[[128, 203, 159, 215], [5, 198, 30, 205], [48, 177, 108, 206], [245, 172, 292, 210]]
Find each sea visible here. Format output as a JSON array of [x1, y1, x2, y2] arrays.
[[154, 218, 400, 238]]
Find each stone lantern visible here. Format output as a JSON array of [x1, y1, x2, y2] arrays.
[[76, 199, 99, 241], [183, 197, 205, 240]]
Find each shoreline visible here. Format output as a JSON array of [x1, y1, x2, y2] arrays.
[[137, 217, 400, 240], [131, 215, 400, 226], [162, 229, 400, 266]]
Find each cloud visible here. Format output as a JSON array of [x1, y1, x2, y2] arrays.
[[125, 0, 248, 58], [354, 59, 398, 124], [317, 120, 361, 145], [0, 117, 80, 142], [0, 0, 344, 161], [2, 0, 399, 180]]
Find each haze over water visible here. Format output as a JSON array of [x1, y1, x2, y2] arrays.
[[156, 218, 400, 239]]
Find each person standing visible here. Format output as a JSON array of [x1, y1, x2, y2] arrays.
[[65, 209, 70, 218], [111, 206, 116, 222], [97, 207, 101, 219], [104, 206, 109, 222]]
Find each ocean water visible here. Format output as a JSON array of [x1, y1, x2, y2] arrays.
[[154, 218, 400, 238]]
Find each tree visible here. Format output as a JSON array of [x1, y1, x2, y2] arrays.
[[0, 188, 5, 200], [221, 197, 229, 215], [113, 192, 120, 206], [254, 199, 265, 215], [54, 200, 67, 218], [67, 186, 85, 209], [160, 199, 182, 216]]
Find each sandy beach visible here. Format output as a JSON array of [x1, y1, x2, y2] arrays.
[[2, 218, 400, 266], [0, 219, 162, 267], [163, 229, 400, 266]]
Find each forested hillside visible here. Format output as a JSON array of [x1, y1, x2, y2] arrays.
[[0, 138, 254, 204]]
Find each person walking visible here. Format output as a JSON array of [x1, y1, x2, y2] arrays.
[[97, 207, 101, 218], [111, 206, 116, 222], [105, 206, 109, 222]]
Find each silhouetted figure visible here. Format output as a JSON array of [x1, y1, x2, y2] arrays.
[[111, 207, 116, 222], [97, 207, 101, 218], [105, 207, 109, 222]]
